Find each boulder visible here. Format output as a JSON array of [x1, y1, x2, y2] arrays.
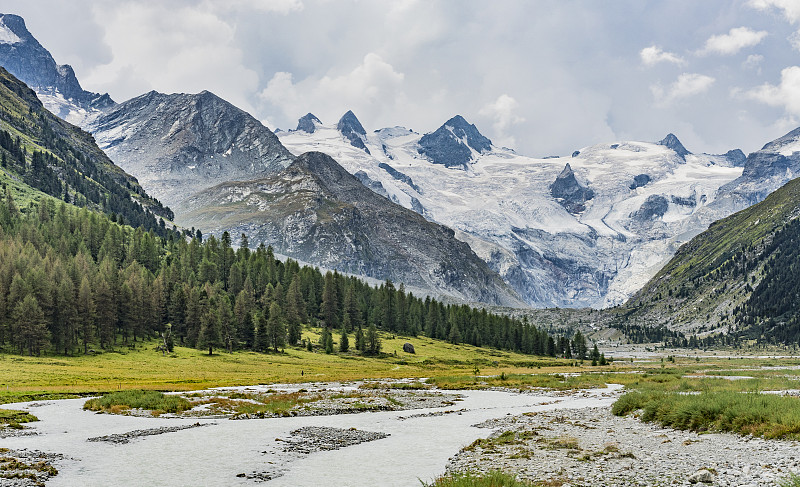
[[688, 469, 714, 484], [402, 342, 415, 354]]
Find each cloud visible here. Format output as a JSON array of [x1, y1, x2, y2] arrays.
[[743, 54, 765, 75], [478, 94, 525, 148], [748, 0, 800, 23], [201, 0, 304, 14], [698, 26, 768, 56], [259, 53, 406, 128], [82, 3, 259, 111], [651, 73, 715, 106], [737, 66, 800, 116], [640, 46, 685, 66]]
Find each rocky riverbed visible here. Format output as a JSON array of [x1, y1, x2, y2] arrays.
[[86, 422, 209, 444], [446, 407, 800, 486], [0, 447, 62, 486]]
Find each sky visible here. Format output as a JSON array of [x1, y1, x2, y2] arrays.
[[5, 0, 800, 157]]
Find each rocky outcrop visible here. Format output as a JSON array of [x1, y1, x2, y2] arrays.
[[89, 90, 294, 208], [550, 163, 594, 213], [296, 113, 322, 133], [629, 174, 650, 190], [379, 162, 421, 193], [402, 342, 416, 354], [179, 151, 523, 306], [337, 110, 370, 154], [724, 149, 746, 166], [417, 115, 492, 168], [658, 133, 690, 161], [632, 195, 669, 221]]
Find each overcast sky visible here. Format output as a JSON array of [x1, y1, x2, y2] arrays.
[[6, 0, 800, 156]]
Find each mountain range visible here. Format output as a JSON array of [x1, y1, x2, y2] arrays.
[[3, 12, 800, 317], [276, 112, 751, 308]]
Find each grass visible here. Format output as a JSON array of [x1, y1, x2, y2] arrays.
[[0, 329, 568, 402], [612, 389, 800, 439], [83, 390, 192, 415], [780, 474, 800, 487], [0, 408, 38, 427], [422, 470, 537, 487]]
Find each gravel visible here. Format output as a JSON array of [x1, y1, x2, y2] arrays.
[[447, 407, 800, 486], [0, 448, 62, 487], [86, 422, 210, 444]]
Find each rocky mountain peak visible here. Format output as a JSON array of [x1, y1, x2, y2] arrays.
[[297, 113, 322, 133], [0, 13, 114, 120], [337, 110, 370, 154], [90, 88, 294, 209], [658, 133, 690, 160], [417, 115, 492, 168], [550, 163, 594, 213]]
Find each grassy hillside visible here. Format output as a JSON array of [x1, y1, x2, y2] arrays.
[[621, 176, 800, 341], [0, 67, 173, 235]]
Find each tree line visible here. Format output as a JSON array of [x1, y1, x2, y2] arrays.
[[0, 193, 586, 358]]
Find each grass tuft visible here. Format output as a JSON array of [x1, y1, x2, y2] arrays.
[[422, 470, 536, 486], [83, 390, 191, 414]]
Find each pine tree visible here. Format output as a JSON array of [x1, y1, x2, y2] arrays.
[[14, 295, 49, 356], [321, 271, 338, 329], [199, 295, 223, 355], [355, 325, 365, 352], [365, 323, 381, 355], [267, 301, 286, 352], [339, 315, 350, 353]]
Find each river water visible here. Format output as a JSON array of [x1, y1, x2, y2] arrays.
[[2, 384, 621, 487]]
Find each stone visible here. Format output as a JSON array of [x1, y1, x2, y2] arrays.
[[687, 469, 714, 484], [403, 342, 415, 354]]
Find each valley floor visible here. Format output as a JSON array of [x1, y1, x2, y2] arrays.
[[2, 345, 800, 486]]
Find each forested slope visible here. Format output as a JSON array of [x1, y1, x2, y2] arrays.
[[0, 67, 171, 236], [0, 195, 571, 357]]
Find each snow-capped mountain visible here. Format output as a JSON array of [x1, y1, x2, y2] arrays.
[[0, 13, 114, 125], [88, 90, 294, 210], [277, 113, 745, 308]]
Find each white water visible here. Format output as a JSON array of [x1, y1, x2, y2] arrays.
[[2, 385, 620, 487]]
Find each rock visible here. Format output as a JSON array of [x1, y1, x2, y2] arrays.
[[724, 149, 746, 166], [403, 342, 415, 354], [296, 113, 321, 133], [550, 163, 594, 213], [631, 195, 669, 221], [687, 469, 714, 484], [629, 174, 650, 190], [337, 110, 371, 154], [417, 115, 492, 168], [658, 133, 691, 161]]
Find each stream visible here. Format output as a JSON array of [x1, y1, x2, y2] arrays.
[[1, 384, 621, 487]]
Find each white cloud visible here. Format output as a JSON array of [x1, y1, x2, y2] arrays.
[[789, 30, 800, 51], [640, 46, 685, 66], [743, 54, 765, 70], [748, 0, 800, 23], [259, 53, 406, 127], [82, 3, 259, 111], [651, 73, 715, 106], [698, 27, 768, 56], [738, 66, 800, 116], [202, 0, 304, 14], [478, 94, 525, 148]]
